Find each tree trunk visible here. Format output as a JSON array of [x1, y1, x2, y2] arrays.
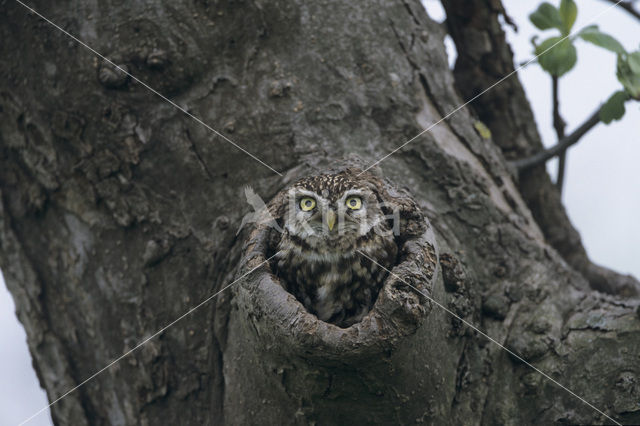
[[1, 1, 638, 425]]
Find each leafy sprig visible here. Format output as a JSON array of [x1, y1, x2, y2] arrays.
[[529, 0, 639, 123]]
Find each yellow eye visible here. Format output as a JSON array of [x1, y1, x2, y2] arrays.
[[345, 196, 362, 210], [299, 197, 316, 211]]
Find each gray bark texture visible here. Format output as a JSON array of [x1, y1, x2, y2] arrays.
[[1, 0, 639, 425]]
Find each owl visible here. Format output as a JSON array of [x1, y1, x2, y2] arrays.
[[271, 169, 400, 328]]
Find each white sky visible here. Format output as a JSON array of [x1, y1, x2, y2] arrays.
[[1, 1, 638, 425], [0, 272, 50, 426]]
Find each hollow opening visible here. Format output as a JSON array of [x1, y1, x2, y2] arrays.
[[267, 231, 403, 329], [252, 168, 432, 329]]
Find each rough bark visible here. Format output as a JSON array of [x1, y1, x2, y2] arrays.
[[1, 1, 639, 425]]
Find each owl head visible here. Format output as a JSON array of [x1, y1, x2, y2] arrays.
[[279, 170, 393, 250]]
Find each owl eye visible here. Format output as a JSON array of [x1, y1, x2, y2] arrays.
[[345, 196, 362, 210], [299, 197, 316, 211]]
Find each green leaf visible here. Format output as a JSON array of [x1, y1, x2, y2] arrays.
[[535, 36, 577, 77], [599, 91, 628, 123], [578, 25, 626, 54], [529, 3, 563, 31], [628, 51, 640, 75], [617, 55, 640, 98], [559, 0, 577, 34]]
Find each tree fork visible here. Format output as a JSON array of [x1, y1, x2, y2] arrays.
[[441, 0, 640, 297]]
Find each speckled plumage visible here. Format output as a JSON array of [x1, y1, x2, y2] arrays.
[[272, 170, 398, 328]]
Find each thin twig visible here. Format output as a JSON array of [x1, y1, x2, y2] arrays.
[[552, 76, 567, 193], [603, 0, 640, 21], [512, 107, 602, 171]]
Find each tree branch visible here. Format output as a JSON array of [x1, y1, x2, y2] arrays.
[[512, 106, 602, 171], [603, 0, 640, 22], [552, 76, 568, 194]]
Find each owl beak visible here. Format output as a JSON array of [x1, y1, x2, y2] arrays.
[[326, 209, 337, 231]]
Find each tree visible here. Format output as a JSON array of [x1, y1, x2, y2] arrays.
[[1, 0, 639, 424]]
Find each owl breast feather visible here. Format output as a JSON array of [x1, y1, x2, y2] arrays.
[[275, 231, 397, 328]]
